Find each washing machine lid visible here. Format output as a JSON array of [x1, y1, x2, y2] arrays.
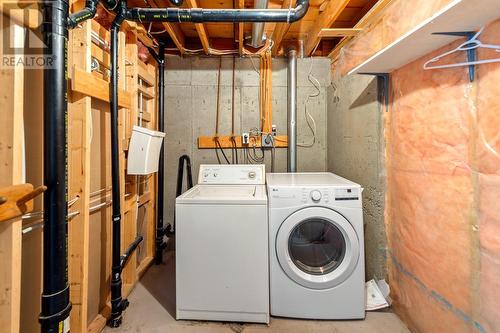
[[176, 185, 267, 205], [275, 206, 360, 290], [266, 173, 360, 188]]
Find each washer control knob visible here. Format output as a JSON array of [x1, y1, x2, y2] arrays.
[[310, 190, 322, 202], [248, 171, 256, 179]]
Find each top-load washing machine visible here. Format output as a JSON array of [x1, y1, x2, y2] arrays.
[[175, 164, 269, 323], [267, 172, 365, 320]]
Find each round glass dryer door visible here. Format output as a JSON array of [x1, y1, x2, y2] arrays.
[[276, 207, 360, 290]]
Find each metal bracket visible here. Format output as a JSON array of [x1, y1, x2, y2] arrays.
[[359, 72, 390, 112], [433, 31, 476, 82]]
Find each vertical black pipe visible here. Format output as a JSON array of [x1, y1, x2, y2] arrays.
[[108, 6, 127, 328], [155, 43, 165, 264], [39, 0, 72, 332]]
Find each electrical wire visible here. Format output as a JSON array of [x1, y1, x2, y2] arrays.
[[216, 140, 231, 164], [299, 56, 320, 147], [273, 55, 321, 148]]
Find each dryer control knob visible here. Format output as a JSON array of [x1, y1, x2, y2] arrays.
[[310, 190, 322, 202]]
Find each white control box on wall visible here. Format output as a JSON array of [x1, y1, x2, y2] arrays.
[[127, 125, 165, 175]]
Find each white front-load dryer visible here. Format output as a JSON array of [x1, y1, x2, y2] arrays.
[[267, 172, 365, 320]]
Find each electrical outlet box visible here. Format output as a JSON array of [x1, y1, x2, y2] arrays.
[[261, 134, 274, 148], [271, 124, 277, 136], [242, 133, 250, 145]]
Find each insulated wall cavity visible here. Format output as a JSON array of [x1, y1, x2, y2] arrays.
[[383, 20, 499, 333]]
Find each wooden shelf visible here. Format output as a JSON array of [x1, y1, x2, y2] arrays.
[[349, 0, 500, 75]]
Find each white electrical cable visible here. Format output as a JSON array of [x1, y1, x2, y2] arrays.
[[298, 56, 320, 148]]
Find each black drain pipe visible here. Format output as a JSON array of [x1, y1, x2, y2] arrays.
[[125, 0, 309, 23], [147, 44, 167, 264], [109, 6, 127, 327], [39, 1, 72, 332], [176, 155, 193, 198], [168, 155, 194, 235], [108, 3, 143, 327]]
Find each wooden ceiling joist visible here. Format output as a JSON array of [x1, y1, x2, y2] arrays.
[[185, 0, 211, 54], [147, 0, 186, 54], [328, 0, 394, 59], [319, 28, 362, 38], [303, 0, 350, 56], [271, 0, 293, 56]]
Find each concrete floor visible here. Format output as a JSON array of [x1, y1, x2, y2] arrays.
[[105, 249, 410, 333]]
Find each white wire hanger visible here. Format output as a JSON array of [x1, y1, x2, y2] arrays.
[[423, 26, 500, 70]]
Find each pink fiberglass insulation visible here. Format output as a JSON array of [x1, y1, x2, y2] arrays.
[[386, 20, 500, 333], [333, 4, 500, 331]]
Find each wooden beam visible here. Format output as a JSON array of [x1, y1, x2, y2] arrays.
[[319, 28, 363, 38], [147, 0, 186, 54], [0, 184, 40, 223], [138, 61, 156, 86], [67, 13, 92, 332], [303, 0, 350, 56], [0, 22, 24, 333], [185, 0, 210, 54], [0, 2, 41, 29], [328, 0, 395, 59], [198, 135, 288, 149], [91, 20, 110, 44], [271, 0, 293, 56], [70, 66, 132, 109]]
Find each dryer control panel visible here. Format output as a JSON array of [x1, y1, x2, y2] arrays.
[[198, 164, 265, 185]]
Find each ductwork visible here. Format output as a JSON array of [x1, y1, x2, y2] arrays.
[[249, 0, 269, 48], [287, 47, 297, 172]]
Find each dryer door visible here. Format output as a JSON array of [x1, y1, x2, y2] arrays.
[[276, 207, 360, 290]]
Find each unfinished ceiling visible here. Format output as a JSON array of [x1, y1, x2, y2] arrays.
[[123, 0, 386, 56]]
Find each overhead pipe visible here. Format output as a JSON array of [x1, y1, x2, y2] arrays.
[[125, 0, 309, 23], [147, 43, 167, 265], [67, 0, 119, 28], [39, 1, 72, 332], [287, 46, 297, 172], [249, 0, 269, 48]]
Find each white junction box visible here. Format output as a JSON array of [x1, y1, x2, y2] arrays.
[[127, 125, 165, 175]]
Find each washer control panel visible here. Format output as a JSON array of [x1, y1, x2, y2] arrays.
[[299, 188, 332, 204], [198, 164, 265, 185], [298, 188, 359, 204]]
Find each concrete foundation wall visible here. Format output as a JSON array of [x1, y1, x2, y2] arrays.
[[327, 74, 387, 279], [163, 56, 330, 226]]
